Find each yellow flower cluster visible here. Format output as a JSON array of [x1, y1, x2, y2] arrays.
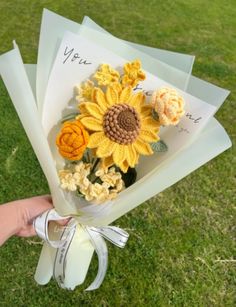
[[151, 87, 185, 126], [58, 161, 124, 204], [75, 80, 94, 102], [92, 59, 146, 89], [121, 60, 146, 87], [93, 64, 120, 86]]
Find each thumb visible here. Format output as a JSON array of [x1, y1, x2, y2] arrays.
[[16, 224, 36, 237], [22, 195, 54, 221]]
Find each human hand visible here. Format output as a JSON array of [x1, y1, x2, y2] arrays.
[[0, 195, 67, 246]]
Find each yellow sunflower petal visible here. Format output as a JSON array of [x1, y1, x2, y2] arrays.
[[140, 104, 152, 118], [101, 155, 114, 170], [76, 113, 90, 120], [78, 102, 89, 114], [125, 144, 137, 168], [119, 160, 129, 173], [88, 131, 106, 148], [94, 88, 108, 112], [139, 130, 159, 143], [96, 138, 117, 158], [106, 86, 118, 106], [119, 86, 133, 104], [133, 138, 153, 155], [111, 82, 122, 94], [141, 117, 160, 129], [129, 92, 145, 110], [113, 144, 126, 166], [80, 116, 103, 131], [84, 102, 104, 120]]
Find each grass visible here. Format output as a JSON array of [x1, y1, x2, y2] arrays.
[[0, 0, 235, 306]]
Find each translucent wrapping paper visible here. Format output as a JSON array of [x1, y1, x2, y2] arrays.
[[0, 9, 231, 290]]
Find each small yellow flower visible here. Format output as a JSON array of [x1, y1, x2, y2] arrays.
[[59, 170, 77, 191], [151, 87, 185, 126], [58, 161, 124, 204], [75, 80, 94, 102], [121, 59, 146, 88], [94, 64, 120, 86]]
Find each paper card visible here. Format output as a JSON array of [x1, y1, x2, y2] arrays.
[[80, 16, 229, 110], [37, 9, 193, 116], [42, 31, 216, 173], [37, 9, 229, 120]]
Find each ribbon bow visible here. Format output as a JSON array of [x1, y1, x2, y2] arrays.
[[33, 209, 129, 291]]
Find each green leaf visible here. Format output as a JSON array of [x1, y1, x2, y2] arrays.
[[61, 112, 79, 123], [151, 140, 168, 152]]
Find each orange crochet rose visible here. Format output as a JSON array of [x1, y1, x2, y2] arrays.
[[56, 120, 89, 160]]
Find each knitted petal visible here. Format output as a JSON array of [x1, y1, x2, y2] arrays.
[[101, 155, 114, 170], [141, 116, 160, 129], [84, 102, 104, 120], [119, 86, 132, 103], [133, 138, 153, 155], [113, 144, 125, 166], [125, 144, 137, 168], [88, 131, 106, 148], [96, 138, 117, 158], [94, 88, 108, 112], [106, 86, 118, 106], [73, 137, 84, 148], [111, 82, 122, 94], [59, 150, 74, 158], [119, 160, 129, 173], [80, 116, 103, 131], [71, 125, 83, 135], [140, 104, 152, 118], [129, 92, 144, 110], [139, 130, 159, 143], [62, 126, 74, 134], [137, 70, 145, 81], [78, 102, 90, 115], [67, 133, 77, 146], [73, 145, 86, 155]]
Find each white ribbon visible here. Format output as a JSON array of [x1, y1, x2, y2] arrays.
[[33, 209, 129, 291]]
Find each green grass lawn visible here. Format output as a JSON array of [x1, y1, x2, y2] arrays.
[[0, 0, 235, 306]]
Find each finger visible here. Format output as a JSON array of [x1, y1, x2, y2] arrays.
[[22, 195, 53, 220], [56, 218, 71, 226], [16, 224, 36, 238]]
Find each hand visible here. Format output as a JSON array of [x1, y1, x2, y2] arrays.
[[16, 195, 54, 237], [0, 195, 67, 246]]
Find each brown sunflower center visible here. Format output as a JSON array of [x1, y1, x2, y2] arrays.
[[103, 103, 140, 145]]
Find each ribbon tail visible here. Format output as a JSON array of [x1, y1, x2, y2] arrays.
[[85, 228, 108, 291], [53, 220, 77, 289]]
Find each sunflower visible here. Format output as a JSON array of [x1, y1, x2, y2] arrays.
[[77, 85, 160, 172]]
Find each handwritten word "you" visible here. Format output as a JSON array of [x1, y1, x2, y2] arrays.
[[63, 46, 92, 65]]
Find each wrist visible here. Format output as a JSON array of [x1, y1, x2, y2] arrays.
[[0, 200, 25, 245]]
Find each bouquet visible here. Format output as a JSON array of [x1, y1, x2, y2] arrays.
[[0, 9, 231, 291]]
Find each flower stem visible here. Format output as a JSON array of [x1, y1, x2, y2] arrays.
[[91, 158, 100, 174]]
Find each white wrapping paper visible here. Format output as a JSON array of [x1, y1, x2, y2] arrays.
[[0, 10, 231, 290]]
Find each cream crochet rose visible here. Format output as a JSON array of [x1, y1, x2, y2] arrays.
[[151, 87, 185, 126]]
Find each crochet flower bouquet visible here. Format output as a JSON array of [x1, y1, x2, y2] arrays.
[[0, 9, 231, 291]]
